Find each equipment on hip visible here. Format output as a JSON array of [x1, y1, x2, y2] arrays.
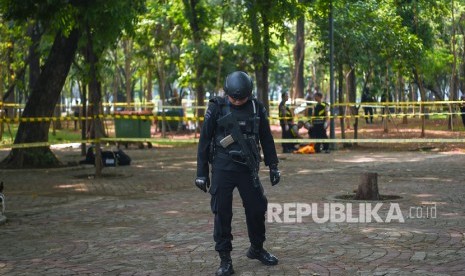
[[217, 112, 262, 188]]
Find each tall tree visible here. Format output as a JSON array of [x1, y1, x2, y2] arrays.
[[242, 0, 302, 110], [293, 2, 305, 99], [0, 0, 145, 168], [182, 0, 213, 121]]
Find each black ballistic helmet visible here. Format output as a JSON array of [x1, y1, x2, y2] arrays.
[[224, 71, 253, 99]]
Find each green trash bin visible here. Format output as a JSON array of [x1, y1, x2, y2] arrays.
[[114, 111, 152, 138]]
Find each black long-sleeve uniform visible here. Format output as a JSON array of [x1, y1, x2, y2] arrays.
[[196, 96, 278, 252]]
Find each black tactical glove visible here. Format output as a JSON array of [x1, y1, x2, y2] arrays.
[[195, 176, 210, 192], [269, 164, 280, 186]]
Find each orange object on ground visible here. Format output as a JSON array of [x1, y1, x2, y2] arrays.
[[294, 144, 315, 154]]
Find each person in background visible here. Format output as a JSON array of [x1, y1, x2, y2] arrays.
[[361, 88, 375, 124], [460, 95, 465, 128], [279, 91, 294, 153], [309, 92, 330, 153]]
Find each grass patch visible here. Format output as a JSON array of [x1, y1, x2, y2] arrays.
[[1, 123, 82, 145]]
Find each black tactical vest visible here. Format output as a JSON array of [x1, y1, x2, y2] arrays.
[[213, 97, 260, 155]]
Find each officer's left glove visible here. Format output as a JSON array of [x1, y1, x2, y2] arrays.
[[195, 176, 210, 193], [269, 164, 280, 186], [324, 121, 328, 129]]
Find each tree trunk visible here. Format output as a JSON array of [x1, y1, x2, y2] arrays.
[[413, 67, 426, 137], [248, 2, 270, 110], [398, 72, 408, 124], [459, 15, 465, 96], [86, 24, 104, 177], [293, 14, 305, 99], [1, 29, 79, 168], [338, 63, 345, 139], [80, 81, 87, 156], [449, 2, 458, 131], [182, 0, 206, 125], [347, 66, 358, 141], [123, 39, 133, 111], [355, 172, 380, 200], [215, 8, 226, 93], [156, 58, 167, 137], [261, 12, 271, 110], [5, 40, 15, 119], [146, 57, 153, 107], [112, 48, 119, 112], [383, 63, 389, 133], [0, 62, 4, 140], [28, 22, 41, 94]]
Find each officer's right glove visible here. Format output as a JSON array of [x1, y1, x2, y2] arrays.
[[195, 176, 210, 193], [269, 164, 281, 186], [284, 124, 289, 132]]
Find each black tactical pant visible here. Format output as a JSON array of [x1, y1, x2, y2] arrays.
[[281, 124, 297, 153], [210, 169, 268, 252], [461, 109, 465, 128], [310, 123, 329, 152], [363, 107, 374, 123]]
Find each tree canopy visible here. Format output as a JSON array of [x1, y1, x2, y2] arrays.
[[1, 0, 465, 167]]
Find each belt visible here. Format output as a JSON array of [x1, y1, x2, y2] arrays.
[[215, 151, 248, 166]]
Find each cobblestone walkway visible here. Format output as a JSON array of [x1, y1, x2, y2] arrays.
[[0, 145, 464, 275]]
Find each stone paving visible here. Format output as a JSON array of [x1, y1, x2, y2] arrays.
[[0, 144, 465, 275]]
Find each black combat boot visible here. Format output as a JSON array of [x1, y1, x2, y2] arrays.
[[216, 251, 234, 276], [246, 244, 278, 266]]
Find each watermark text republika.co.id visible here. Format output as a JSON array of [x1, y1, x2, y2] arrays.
[[267, 202, 437, 223]]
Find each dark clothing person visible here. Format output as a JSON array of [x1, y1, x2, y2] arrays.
[[361, 90, 375, 124], [195, 71, 280, 276], [283, 122, 304, 152], [460, 96, 465, 128], [310, 93, 329, 153], [279, 93, 294, 153]]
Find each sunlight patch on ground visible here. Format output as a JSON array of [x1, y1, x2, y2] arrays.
[[164, 210, 179, 214], [55, 183, 88, 192], [412, 177, 440, 181], [296, 169, 313, 174], [334, 156, 400, 163], [334, 153, 454, 164], [414, 194, 434, 198]]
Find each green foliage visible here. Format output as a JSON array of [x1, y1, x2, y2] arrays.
[[79, 0, 146, 53], [1, 0, 464, 111]]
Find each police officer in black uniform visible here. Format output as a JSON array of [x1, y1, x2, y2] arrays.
[[310, 92, 330, 153], [460, 95, 465, 128], [195, 71, 281, 276], [279, 92, 294, 153]]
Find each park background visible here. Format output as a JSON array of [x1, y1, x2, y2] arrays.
[[1, 0, 465, 170], [2, 1, 465, 275]]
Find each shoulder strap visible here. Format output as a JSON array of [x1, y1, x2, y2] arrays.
[[221, 96, 230, 115], [251, 98, 257, 115]]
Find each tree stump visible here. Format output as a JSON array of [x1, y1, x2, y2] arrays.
[[354, 172, 380, 200]]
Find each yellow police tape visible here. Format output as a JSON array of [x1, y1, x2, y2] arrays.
[[98, 138, 465, 144], [1, 99, 465, 109], [2, 137, 465, 150], [0, 115, 198, 123], [274, 138, 465, 144], [1, 110, 465, 123]]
